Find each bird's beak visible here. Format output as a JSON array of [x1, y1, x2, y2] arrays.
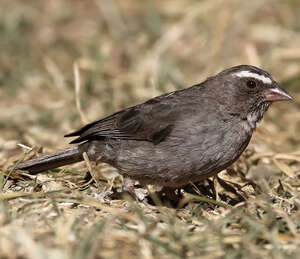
[[262, 83, 292, 102]]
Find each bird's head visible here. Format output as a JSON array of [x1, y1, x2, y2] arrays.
[[210, 65, 292, 128]]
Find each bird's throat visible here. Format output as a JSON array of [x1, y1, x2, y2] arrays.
[[244, 102, 271, 131]]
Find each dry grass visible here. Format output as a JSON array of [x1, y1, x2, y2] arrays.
[[1, 0, 300, 258]]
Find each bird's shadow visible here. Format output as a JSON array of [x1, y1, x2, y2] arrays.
[[81, 171, 257, 208]]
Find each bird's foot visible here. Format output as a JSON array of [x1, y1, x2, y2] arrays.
[[109, 177, 148, 201]]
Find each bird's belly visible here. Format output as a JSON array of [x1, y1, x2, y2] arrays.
[[108, 127, 251, 187]]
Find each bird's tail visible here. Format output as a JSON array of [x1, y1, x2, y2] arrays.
[[17, 146, 83, 174]]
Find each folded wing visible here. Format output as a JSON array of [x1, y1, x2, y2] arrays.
[[65, 96, 177, 145]]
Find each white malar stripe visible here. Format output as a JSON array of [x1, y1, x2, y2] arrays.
[[234, 71, 272, 84]]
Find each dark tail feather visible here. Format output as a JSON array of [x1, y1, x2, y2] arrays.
[[17, 146, 83, 174]]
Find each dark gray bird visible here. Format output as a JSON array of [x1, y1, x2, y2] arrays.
[[17, 65, 292, 188]]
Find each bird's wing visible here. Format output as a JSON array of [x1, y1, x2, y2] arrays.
[[65, 94, 178, 145]]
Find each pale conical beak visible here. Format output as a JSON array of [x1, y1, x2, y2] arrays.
[[263, 83, 293, 102]]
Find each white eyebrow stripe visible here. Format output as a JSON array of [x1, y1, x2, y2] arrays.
[[234, 71, 272, 84]]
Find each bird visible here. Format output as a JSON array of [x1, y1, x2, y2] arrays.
[[17, 65, 292, 189]]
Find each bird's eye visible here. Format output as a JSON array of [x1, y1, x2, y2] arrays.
[[246, 80, 257, 89]]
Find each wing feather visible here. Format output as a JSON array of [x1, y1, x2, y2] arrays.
[[65, 97, 177, 144]]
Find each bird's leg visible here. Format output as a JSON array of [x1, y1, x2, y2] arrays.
[[123, 177, 137, 196], [122, 177, 148, 201], [108, 177, 148, 201], [109, 177, 137, 200]]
